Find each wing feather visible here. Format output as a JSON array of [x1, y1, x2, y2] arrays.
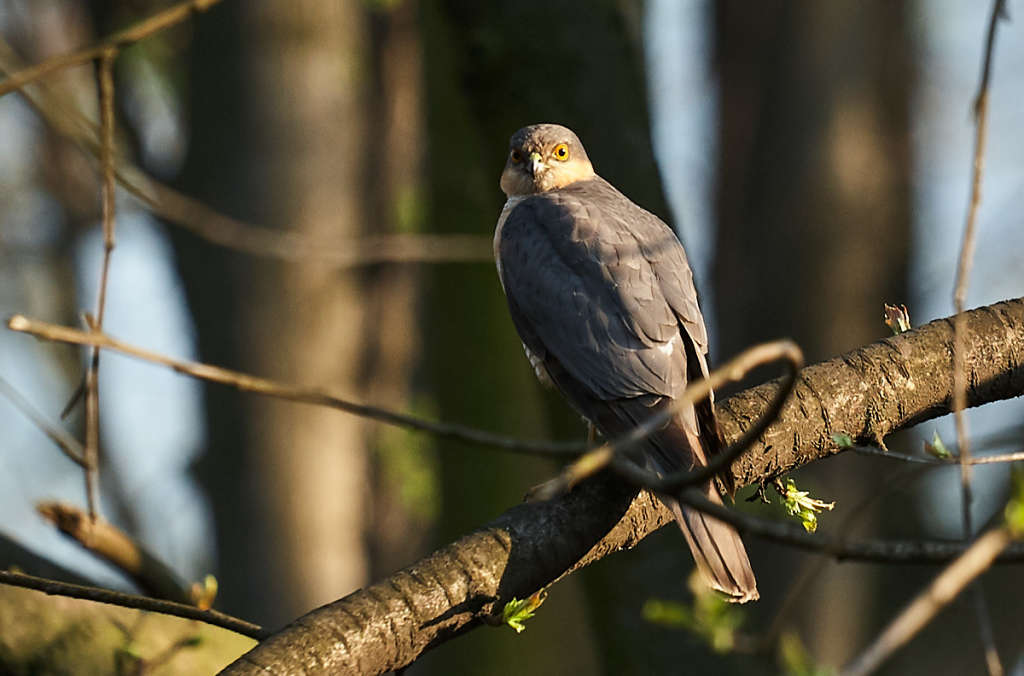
[[497, 177, 706, 402]]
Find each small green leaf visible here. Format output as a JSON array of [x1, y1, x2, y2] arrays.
[[502, 591, 546, 633], [831, 433, 854, 449], [782, 479, 835, 533], [924, 430, 952, 459]]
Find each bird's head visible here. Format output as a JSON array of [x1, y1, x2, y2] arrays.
[[500, 123, 595, 196]]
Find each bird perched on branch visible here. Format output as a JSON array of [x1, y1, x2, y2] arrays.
[[493, 123, 757, 602]]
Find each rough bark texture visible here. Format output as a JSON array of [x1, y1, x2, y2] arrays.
[[223, 298, 1024, 675]]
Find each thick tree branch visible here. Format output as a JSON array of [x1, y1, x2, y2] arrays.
[[222, 298, 1024, 674]]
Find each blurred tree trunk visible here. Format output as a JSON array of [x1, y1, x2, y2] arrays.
[[362, 0, 434, 578], [417, 1, 695, 673], [712, 0, 912, 667], [172, 1, 372, 627]]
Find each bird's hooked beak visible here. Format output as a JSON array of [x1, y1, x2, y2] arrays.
[[527, 151, 545, 178]]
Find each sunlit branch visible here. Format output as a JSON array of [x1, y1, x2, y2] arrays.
[[222, 298, 1024, 674], [840, 525, 1016, 676], [37, 502, 193, 605]]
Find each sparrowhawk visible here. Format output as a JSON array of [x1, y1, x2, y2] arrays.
[[493, 123, 758, 602]]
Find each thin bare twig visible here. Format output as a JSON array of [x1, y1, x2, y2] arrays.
[[0, 375, 86, 467], [676, 489, 1024, 565], [0, 0, 221, 98], [952, 3, 1008, 672], [953, 0, 1006, 541], [79, 49, 118, 521], [0, 569, 268, 640], [82, 346, 100, 518], [530, 340, 802, 499], [96, 49, 116, 327], [37, 502, 193, 605], [6, 315, 584, 455], [0, 39, 493, 267], [840, 525, 1015, 676], [614, 340, 802, 493], [852, 445, 1024, 466]]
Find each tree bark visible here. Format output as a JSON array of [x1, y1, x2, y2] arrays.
[[172, 0, 373, 626], [222, 297, 1024, 675]]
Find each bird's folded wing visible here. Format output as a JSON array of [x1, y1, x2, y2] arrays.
[[497, 179, 704, 402]]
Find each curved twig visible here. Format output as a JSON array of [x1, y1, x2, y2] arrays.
[[613, 340, 803, 493], [5, 315, 584, 455], [840, 525, 1016, 676], [37, 502, 193, 605], [0, 570, 268, 640], [530, 339, 802, 500]]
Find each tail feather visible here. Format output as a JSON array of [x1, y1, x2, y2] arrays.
[[665, 484, 758, 603]]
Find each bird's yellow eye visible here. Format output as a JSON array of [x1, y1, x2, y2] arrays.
[[553, 143, 570, 161], [510, 149, 523, 163]]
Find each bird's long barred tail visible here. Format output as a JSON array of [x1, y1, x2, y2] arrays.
[[667, 485, 759, 603]]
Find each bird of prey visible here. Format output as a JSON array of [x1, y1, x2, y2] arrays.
[[493, 123, 758, 602]]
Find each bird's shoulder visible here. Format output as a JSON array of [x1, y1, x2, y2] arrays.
[[508, 176, 661, 227], [499, 176, 708, 356]]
